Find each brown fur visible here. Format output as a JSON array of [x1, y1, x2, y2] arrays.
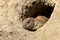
[[23, 16, 48, 31]]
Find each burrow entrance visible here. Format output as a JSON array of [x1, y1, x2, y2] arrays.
[[25, 1, 55, 18], [23, 1, 55, 31]]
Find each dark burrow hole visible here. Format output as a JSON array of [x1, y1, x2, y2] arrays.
[[29, 5, 54, 18], [23, 1, 55, 32], [26, 2, 55, 18]]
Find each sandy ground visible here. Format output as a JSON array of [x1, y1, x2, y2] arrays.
[[0, 0, 60, 40]]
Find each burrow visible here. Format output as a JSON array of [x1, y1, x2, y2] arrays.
[[22, 0, 55, 31]]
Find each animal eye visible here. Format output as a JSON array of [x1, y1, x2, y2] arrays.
[[27, 21, 30, 23]]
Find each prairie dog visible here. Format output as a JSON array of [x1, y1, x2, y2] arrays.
[[23, 17, 34, 30], [23, 16, 48, 31], [35, 16, 48, 22], [33, 16, 48, 30]]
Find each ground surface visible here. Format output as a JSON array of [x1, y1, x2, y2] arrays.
[[0, 0, 60, 40]]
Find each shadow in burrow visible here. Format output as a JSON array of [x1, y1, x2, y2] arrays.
[[22, 1, 55, 32]]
